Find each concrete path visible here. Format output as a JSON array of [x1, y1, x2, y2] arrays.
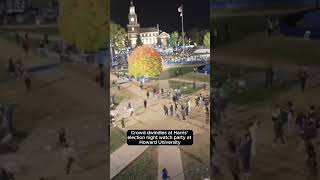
[[110, 144, 149, 179], [158, 146, 185, 180]]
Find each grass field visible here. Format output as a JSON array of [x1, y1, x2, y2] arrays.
[[160, 65, 203, 80], [113, 147, 158, 180], [230, 80, 297, 105], [110, 127, 126, 153], [178, 72, 210, 82], [168, 80, 202, 94]]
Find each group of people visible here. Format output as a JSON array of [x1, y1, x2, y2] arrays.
[[264, 65, 309, 92], [271, 102, 319, 177], [7, 58, 31, 91]]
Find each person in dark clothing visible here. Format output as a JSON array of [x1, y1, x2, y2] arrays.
[[7, 58, 16, 77], [298, 69, 308, 92], [193, 80, 196, 89], [121, 118, 125, 129], [24, 72, 31, 91], [128, 102, 131, 109], [305, 140, 318, 177], [240, 132, 252, 174], [162, 168, 169, 180], [227, 138, 241, 180], [144, 99, 147, 109], [161, 88, 164, 96], [170, 104, 174, 116], [265, 65, 274, 88], [174, 102, 178, 111], [164, 105, 168, 116], [146, 91, 150, 99], [58, 128, 67, 146], [203, 83, 206, 90], [181, 107, 186, 120], [185, 105, 189, 116]]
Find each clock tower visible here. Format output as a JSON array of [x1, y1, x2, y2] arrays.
[[127, 0, 140, 47]]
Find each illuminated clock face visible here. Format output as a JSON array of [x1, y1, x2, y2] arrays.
[[131, 18, 134, 22]]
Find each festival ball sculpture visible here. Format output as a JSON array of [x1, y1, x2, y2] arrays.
[[128, 46, 163, 78]]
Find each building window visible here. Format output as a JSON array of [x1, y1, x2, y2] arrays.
[[131, 17, 134, 22], [132, 27, 134, 31]]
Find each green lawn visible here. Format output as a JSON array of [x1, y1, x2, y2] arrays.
[[160, 65, 203, 80], [178, 72, 210, 82], [230, 80, 297, 105], [168, 80, 202, 94], [113, 147, 158, 180], [110, 127, 127, 153], [213, 63, 262, 83], [215, 33, 320, 66]]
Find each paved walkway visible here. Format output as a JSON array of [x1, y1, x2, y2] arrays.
[[110, 144, 149, 179], [158, 146, 185, 180]]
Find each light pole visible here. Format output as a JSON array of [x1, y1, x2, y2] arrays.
[[178, 4, 185, 55]]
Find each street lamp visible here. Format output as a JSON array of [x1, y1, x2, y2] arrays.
[[178, 4, 185, 55]]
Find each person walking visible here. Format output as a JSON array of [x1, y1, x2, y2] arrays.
[[121, 118, 125, 129], [161, 88, 164, 96], [170, 104, 174, 116], [203, 83, 206, 91], [188, 100, 191, 112], [63, 144, 76, 175], [240, 132, 252, 176], [181, 107, 186, 120], [185, 105, 189, 116], [163, 105, 168, 116], [130, 106, 134, 117], [146, 91, 150, 99], [128, 102, 131, 109], [7, 58, 16, 78], [162, 168, 170, 180], [226, 139, 241, 180], [265, 64, 274, 88], [58, 128, 67, 147], [272, 105, 285, 145], [249, 121, 260, 156], [24, 71, 31, 91], [298, 69, 308, 92], [144, 99, 147, 109]]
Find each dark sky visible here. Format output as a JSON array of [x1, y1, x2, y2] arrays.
[[111, 0, 210, 33]]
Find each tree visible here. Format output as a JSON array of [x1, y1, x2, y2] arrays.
[[178, 32, 188, 46], [203, 32, 210, 48], [57, 0, 109, 52], [187, 28, 206, 46], [125, 35, 131, 48], [169, 31, 179, 47], [128, 46, 163, 78], [110, 22, 126, 52], [136, 34, 143, 47]]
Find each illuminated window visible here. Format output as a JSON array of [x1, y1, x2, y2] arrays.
[[131, 17, 134, 22], [132, 27, 134, 31]]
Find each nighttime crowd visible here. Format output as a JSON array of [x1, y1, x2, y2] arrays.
[[212, 66, 319, 180]]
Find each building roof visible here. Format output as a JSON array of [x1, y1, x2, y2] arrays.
[[159, 32, 170, 38], [140, 27, 158, 33]]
